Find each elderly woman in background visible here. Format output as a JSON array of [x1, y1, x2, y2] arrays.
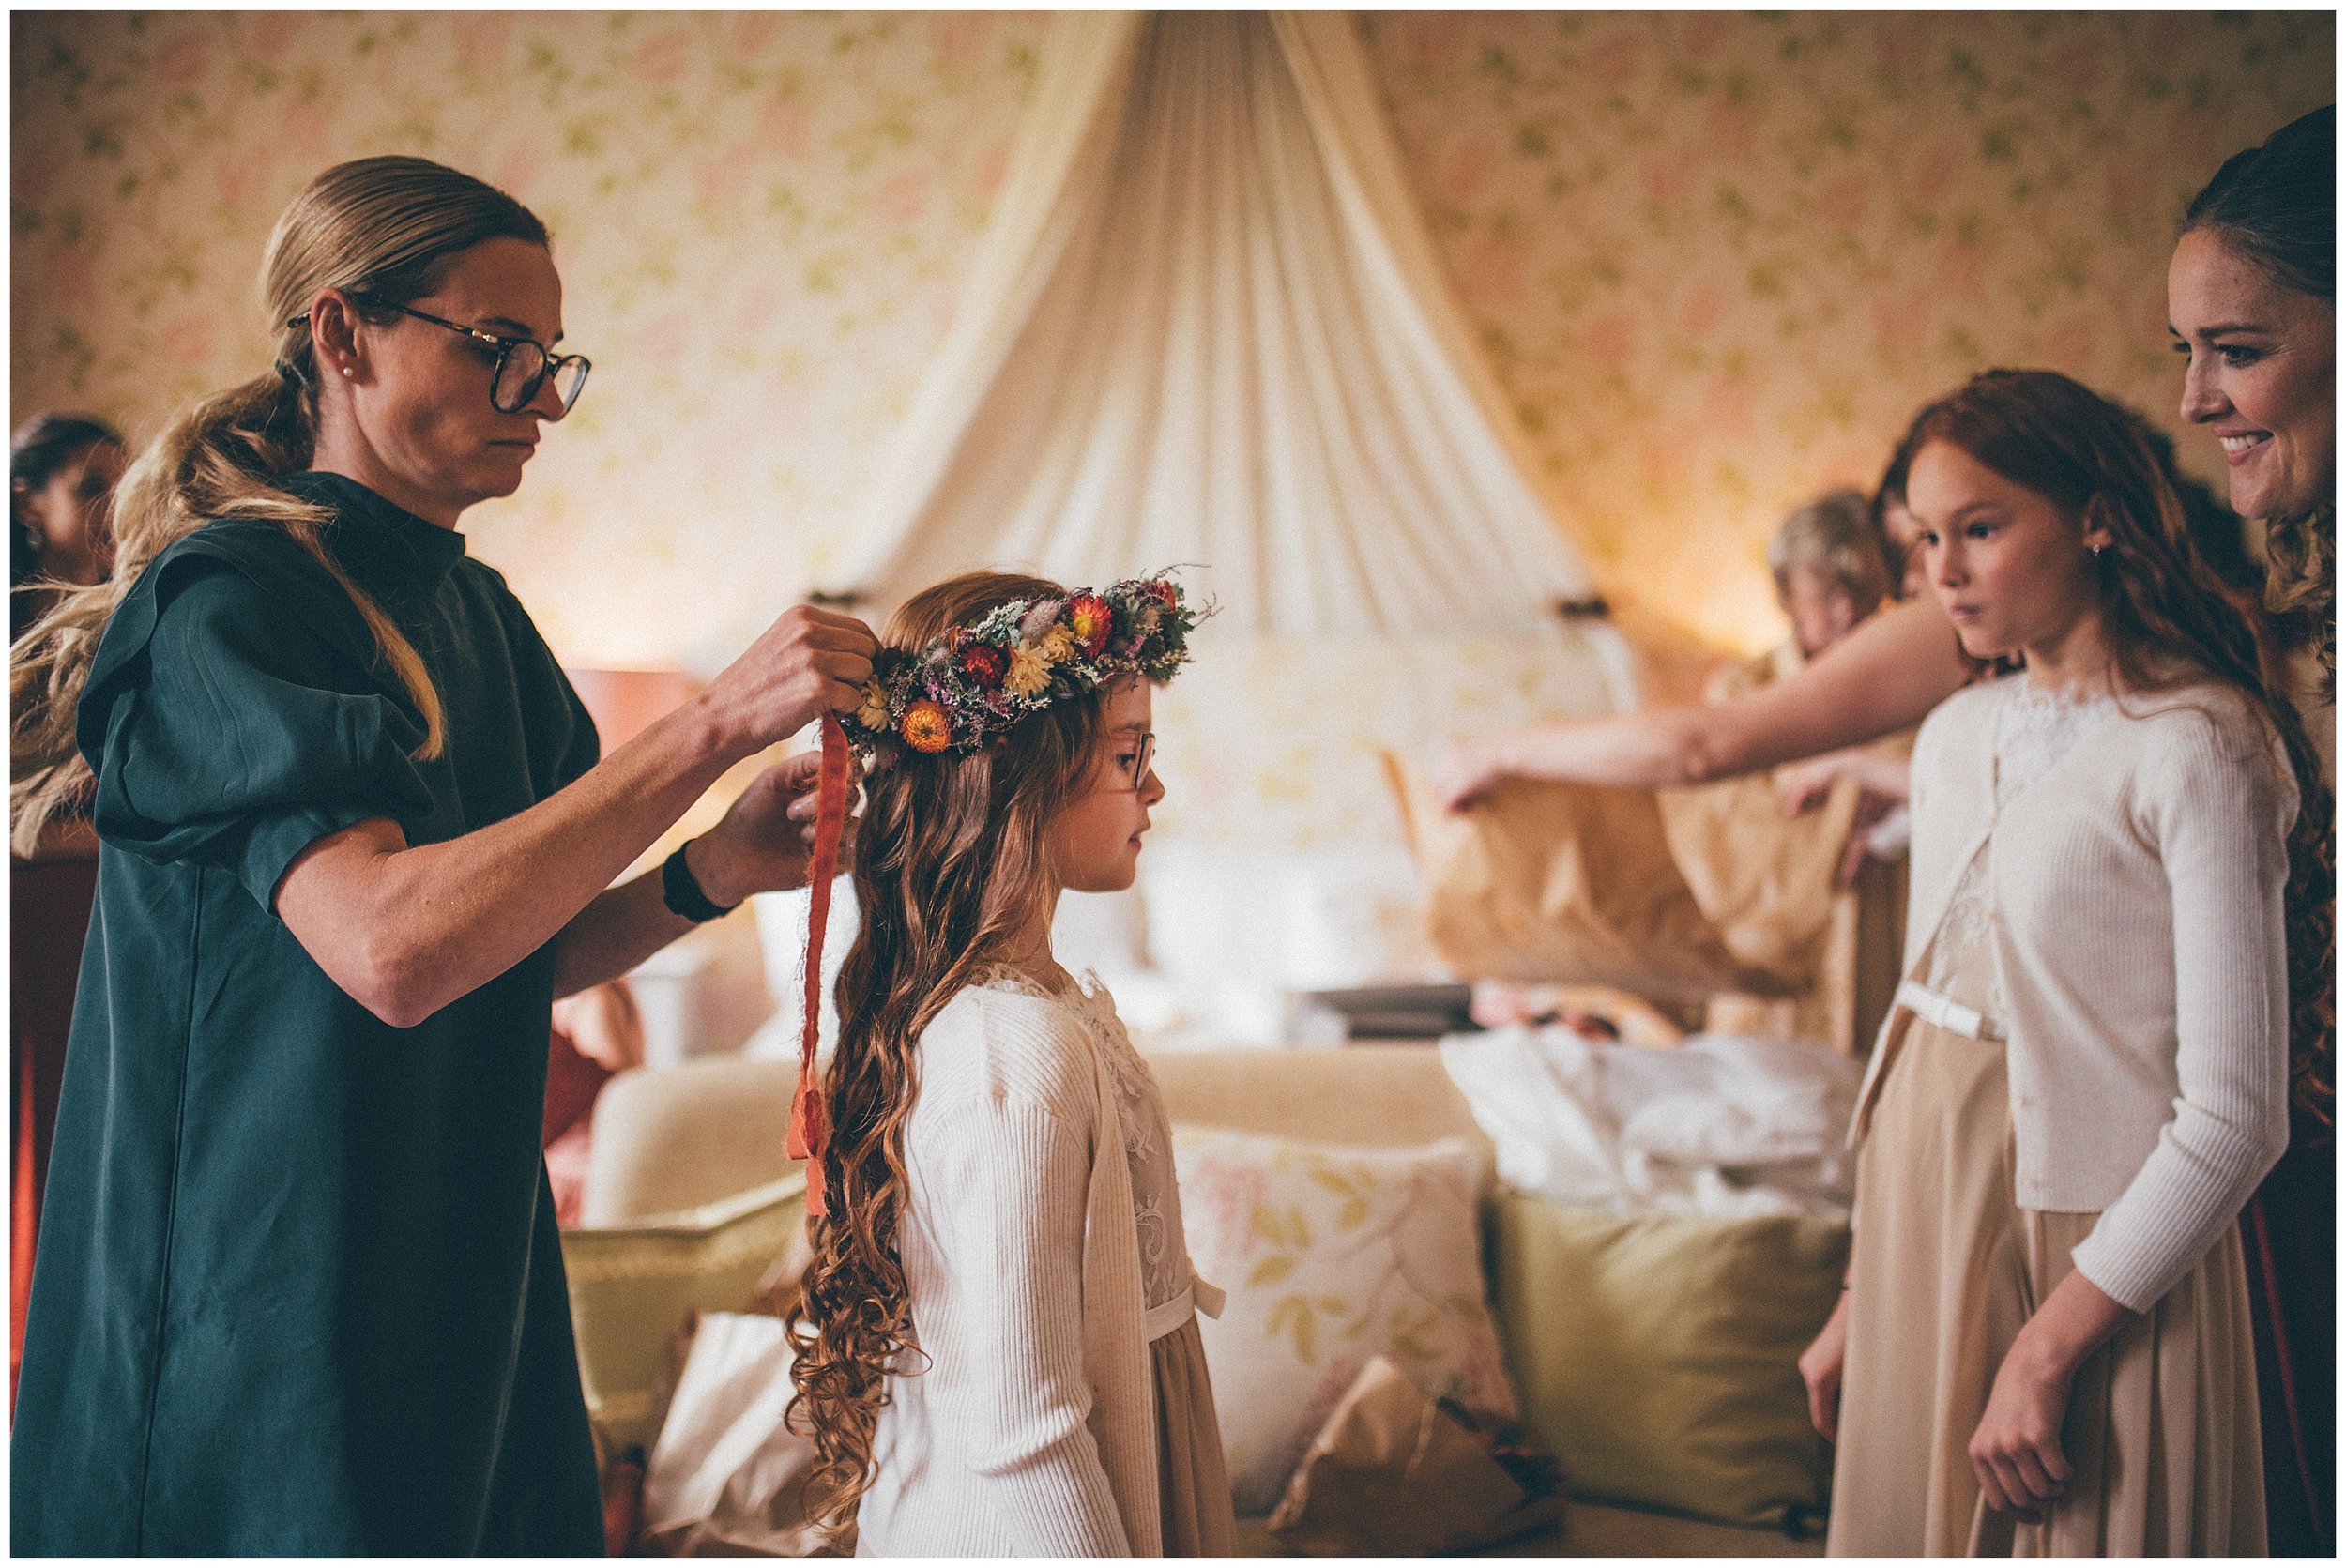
[[1761, 489, 1896, 666], [2166, 101, 2336, 1558], [10, 414, 127, 639], [1674, 488, 1916, 891]]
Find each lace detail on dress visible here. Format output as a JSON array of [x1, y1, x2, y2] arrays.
[[973, 964, 1194, 1314], [1993, 678, 2122, 809], [1923, 678, 2123, 1007]]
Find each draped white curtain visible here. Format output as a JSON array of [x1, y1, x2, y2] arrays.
[[817, 12, 1637, 1027], [833, 11, 1615, 641]]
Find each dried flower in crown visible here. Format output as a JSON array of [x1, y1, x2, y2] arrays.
[[842, 574, 1209, 762]]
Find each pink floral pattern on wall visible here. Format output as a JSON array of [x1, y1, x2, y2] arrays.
[[12, 10, 1047, 665], [1360, 10, 2331, 647], [12, 11, 2332, 661]]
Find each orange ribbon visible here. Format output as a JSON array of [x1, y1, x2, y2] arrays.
[[786, 712, 850, 1218]]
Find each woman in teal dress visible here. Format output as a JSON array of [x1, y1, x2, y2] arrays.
[[8, 157, 876, 1553]]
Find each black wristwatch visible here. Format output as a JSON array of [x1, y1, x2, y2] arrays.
[[662, 839, 739, 922]]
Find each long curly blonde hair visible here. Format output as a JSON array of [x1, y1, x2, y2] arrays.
[[9, 156, 548, 856], [785, 571, 1108, 1533]]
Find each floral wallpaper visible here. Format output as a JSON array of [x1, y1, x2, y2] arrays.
[[12, 9, 1049, 667], [1361, 10, 2334, 648], [13, 11, 2332, 664]]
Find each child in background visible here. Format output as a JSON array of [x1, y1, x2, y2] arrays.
[[9, 413, 127, 639], [786, 571, 1234, 1555]]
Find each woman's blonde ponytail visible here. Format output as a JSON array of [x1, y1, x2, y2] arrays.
[[10, 156, 547, 856]]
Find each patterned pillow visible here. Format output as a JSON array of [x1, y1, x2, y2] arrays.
[[1173, 1129, 1517, 1515]]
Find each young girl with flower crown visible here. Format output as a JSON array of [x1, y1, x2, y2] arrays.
[[786, 571, 1236, 1556], [1798, 371, 2331, 1556]]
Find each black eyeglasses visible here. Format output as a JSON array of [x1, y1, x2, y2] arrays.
[[288, 293, 590, 416], [1108, 730, 1156, 792]]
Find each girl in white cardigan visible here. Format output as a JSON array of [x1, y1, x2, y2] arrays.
[[1798, 371, 2330, 1555], [786, 571, 1235, 1556]]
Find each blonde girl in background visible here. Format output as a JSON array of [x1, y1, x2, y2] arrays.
[[1800, 370, 2329, 1555], [786, 571, 1236, 1556]]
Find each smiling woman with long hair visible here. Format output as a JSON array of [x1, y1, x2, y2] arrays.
[[2167, 100, 2338, 1555]]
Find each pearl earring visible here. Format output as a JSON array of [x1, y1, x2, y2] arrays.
[[341, 367, 354, 379]]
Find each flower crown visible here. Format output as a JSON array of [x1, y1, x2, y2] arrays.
[[844, 575, 1206, 761]]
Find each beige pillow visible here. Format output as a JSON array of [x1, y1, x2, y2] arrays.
[[1174, 1128, 1517, 1516], [1484, 1188, 1848, 1530]]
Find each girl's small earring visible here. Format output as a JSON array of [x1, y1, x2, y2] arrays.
[[341, 366, 354, 379]]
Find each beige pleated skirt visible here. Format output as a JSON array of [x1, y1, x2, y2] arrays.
[[1152, 1317, 1238, 1556], [1828, 1011, 2266, 1556]]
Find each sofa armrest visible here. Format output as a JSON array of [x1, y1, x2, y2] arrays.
[[583, 1055, 801, 1225]]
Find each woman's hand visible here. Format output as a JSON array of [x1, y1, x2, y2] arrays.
[[1435, 736, 1516, 813], [1779, 747, 1912, 817], [551, 981, 645, 1073], [1797, 1291, 1851, 1440], [687, 749, 861, 909], [1778, 753, 1851, 817], [700, 605, 877, 759], [1968, 1339, 2076, 1521]]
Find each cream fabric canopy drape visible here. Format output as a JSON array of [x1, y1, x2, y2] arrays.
[[832, 11, 1620, 645], [788, 12, 1635, 1036]]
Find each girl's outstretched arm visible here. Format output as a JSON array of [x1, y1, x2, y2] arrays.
[[1437, 597, 1971, 805]]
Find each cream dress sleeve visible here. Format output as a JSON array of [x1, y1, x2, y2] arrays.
[[859, 987, 1132, 1556]]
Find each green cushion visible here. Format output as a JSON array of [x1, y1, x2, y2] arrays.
[[1485, 1189, 1848, 1530]]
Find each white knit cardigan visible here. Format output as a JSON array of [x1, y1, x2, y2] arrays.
[[1852, 677, 2297, 1312], [857, 979, 1167, 1556]]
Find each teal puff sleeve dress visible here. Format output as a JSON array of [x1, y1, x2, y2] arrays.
[[11, 473, 606, 1554]]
